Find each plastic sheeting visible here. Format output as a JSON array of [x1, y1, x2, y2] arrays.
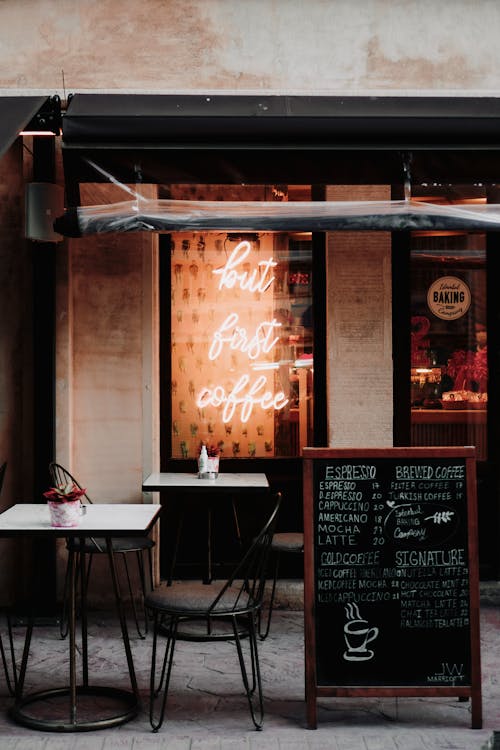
[[53, 197, 500, 237]]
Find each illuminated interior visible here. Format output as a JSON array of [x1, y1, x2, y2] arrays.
[[410, 186, 487, 459], [170, 228, 313, 459]]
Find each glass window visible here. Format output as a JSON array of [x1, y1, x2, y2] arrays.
[[169, 230, 313, 459], [410, 229, 487, 460]]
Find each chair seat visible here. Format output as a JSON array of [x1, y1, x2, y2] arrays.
[[146, 582, 252, 615], [66, 536, 155, 554], [271, 532, 304, 553]]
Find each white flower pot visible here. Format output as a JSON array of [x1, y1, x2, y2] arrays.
[[47, 499, 81, 527]]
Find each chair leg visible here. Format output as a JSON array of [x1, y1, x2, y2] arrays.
[[149, 613, 178, 732], [62, 547, 153, 641], [59, 553, 70, 638], [120, 552, 147, 640], [146, 547, 154, 593], [15, 615, 34, 700], [135, 548, 151, 636], [153, 614, 174, 694], [5, 613, 17, 695], [168, 509, 184, 586], [232, 614, 264, 730], [231, 499, 242, 548], [0, 618, 15, 696], [60, 550, 84, 639], [258, 551, 280, 640], [134, 547, 154, 636]]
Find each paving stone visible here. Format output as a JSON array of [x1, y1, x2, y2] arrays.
[[103, 738, 145, 750], [131, 735, 191, 749], [9, 739, 36, 750], [363, 734, 398, 750]]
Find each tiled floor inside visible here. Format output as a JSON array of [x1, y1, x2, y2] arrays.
[[0, 606, 498, 748]]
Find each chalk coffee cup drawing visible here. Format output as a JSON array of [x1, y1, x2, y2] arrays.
[[343, 619, 378, 661]]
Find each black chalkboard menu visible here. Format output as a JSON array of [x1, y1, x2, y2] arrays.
[[303, 447, 481, 729]]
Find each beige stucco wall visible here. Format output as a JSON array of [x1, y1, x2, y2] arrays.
[[57, 234, 152, 500], [55, 185, 159, 500], [1, 0, 500, 95]]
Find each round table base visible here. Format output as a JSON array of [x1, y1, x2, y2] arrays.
[[10, 684, 138, 732]]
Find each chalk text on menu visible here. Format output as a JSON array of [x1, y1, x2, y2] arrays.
[[316, 461, 469, 632]]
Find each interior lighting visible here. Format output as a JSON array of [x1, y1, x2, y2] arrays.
[[19, 129, 60, 136], [251, 362, 280, 371]]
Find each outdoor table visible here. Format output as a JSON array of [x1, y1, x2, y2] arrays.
[[0, 502, 161, 732], [142, 472, 269, 583]]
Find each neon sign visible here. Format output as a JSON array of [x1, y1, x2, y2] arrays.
[[196, 240, 288, 422], [212, 241, 277, 293], [197, 374, 289, 423], [208, 313, 282, 361]]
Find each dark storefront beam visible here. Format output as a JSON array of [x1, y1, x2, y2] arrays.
[[62, 94, 500, 147], [62, 148, 500, 188]]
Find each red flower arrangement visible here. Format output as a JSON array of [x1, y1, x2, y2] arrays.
[[445, 347, 488, 392], [43, 483, 87, 504]]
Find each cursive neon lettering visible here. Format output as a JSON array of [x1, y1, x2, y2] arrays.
[[199, 240, 293, 423], [212, 241, 277, 293], [208, 313, 281, 361], [196, 374, 289, 423]]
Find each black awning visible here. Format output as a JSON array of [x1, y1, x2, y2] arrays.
[[60, 94, 500, 197], [62, 94, 500, 149], [0, 96, 58, 160]]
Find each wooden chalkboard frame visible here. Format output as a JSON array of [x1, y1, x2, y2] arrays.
[[303, 446, 481, 729]]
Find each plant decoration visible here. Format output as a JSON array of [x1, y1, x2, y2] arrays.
[[43, 483, 87, 504], [445, 347, 488, 392]]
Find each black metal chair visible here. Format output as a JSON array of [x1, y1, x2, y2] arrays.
[[258, 531, 304, 640], [146, 491, 282, 732], [0, 462, 17, 696], [49, 462, 155, 639]]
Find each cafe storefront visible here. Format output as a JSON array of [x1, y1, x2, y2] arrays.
[[32, 94, 500, 582]]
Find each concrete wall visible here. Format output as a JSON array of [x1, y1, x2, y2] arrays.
[[0, 0, 499, 95]]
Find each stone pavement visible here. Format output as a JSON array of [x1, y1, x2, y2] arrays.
[[0, 597, 498, 749]]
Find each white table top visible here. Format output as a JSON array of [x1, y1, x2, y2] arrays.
[[142, 472, 269, 493], [0, 503, 161, 537]]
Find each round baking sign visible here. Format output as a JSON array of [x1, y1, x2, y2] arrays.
[[427, 276, 471, 320]]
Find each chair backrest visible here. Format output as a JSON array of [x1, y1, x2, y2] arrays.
[[210, 491, 282, 615], [48, 462, 93, 504]]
